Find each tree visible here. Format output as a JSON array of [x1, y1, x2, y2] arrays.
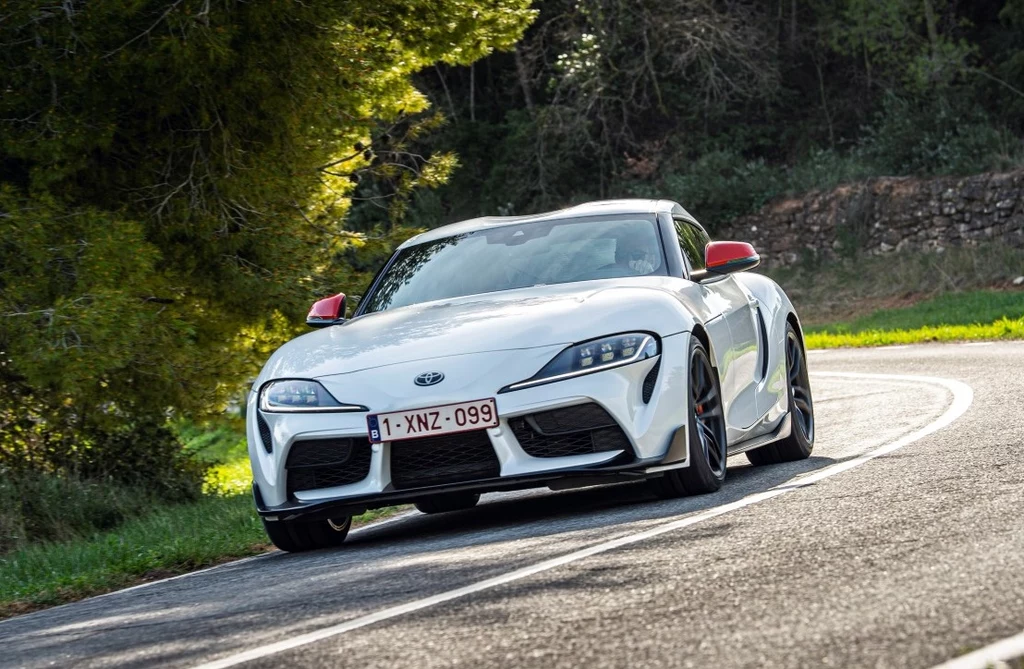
[[0, 0, 535, 461]]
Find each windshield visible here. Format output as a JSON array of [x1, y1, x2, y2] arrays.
[[361, 214, 666, 314]]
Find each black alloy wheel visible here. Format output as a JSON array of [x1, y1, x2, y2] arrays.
[[691, 346, 728, 480], [786, 326, 814, 443], [651, 338, 727, 497], [747, 322, 815, 465]]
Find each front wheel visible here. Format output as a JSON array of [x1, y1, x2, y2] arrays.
[[747, 322, 814, 465], [262, 515, 351, 552], [651, 337, 727, 498]]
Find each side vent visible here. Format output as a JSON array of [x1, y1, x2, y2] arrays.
[[257, 413, 273, 453], [756, 307, 769, 381], [642, 360, 661, 404]]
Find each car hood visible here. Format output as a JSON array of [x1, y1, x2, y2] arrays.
[[257, 278, 693, 382]]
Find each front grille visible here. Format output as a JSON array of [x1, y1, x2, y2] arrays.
[[390, 430, 500, 489], [509, 403, 632, 458], [286, 437, 372, 496], [642, 360, 661, 404], [257, 413, 273, 453]]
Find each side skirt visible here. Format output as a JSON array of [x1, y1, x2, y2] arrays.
[[726, 412, 791, 457]]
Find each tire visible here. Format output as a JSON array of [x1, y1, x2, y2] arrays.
[[746, 322, 815, 466], [651, 337, 728, 498], [414, 492, 481, 514], [262, 515, 351, 553]]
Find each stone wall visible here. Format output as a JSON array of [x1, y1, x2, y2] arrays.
[[717, 168, 1024, 269]]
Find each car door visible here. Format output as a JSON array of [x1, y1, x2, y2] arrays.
[[674, 218, 762, 432]]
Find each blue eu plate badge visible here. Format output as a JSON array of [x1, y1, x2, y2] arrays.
[[367, 415, 381, 443]]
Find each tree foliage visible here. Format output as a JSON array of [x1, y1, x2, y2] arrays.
[[0, 0, 534, 469], [411, 0, 1024, 227]]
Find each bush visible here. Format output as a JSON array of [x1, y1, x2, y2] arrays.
[[1, 384, 205, 552], [783, 147, 878, 196], [0, 393, 204, 503], [0, 470, 164, 554], [859, 92, 1021, 177], [659, 149, 782, 230]]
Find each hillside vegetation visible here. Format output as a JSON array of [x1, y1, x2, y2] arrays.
[[391, 0, 1024, 232]]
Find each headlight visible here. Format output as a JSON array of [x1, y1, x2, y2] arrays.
[[258, 379, 366, 413], [501, 333, 659, 393]]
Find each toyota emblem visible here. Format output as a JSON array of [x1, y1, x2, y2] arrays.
[[414, 371, 445, 387]]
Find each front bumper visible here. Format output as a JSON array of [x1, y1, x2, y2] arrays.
[[247, 332, 692, 520]]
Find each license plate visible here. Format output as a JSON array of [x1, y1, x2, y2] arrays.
[[366, 398, 499, 444]]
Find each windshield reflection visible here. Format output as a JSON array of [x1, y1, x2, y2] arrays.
[[362, 215, 665, 314]]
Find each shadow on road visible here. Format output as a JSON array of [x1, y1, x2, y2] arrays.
[[298, 452, 841, 558]]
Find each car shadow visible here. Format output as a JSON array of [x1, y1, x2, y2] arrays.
[[313, 451, 843, 557]]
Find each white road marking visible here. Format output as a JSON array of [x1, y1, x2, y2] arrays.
[[814, 389, 895, 403], [929, 630, 1024, 669], [960, 342, 994, 347], [192, 371, 974, 669]]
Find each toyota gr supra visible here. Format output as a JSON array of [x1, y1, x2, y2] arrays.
[[248, 199, 815, 552]]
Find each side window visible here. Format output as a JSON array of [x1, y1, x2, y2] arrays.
[[673, 219, 708, 272]]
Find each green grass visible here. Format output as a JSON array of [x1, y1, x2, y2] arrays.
[[0, 492, 406, 618], [0, 489, 405, 619], [806, 317, 1024, 348], [806, 290, 1024, 334], [0, 494, 268, 618], [804, 289, 1024, 348], [769, 244, 1024, 326]]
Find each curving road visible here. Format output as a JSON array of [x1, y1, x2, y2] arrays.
[[2, 343, 1023, 669]]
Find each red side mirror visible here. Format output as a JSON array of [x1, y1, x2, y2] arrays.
[[704, 241, 760, 275], [306, 293, 346, 328]]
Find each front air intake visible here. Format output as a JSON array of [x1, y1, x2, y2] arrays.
[[509, 403, 632, 459], [257, 413, 273, 453], [390, 430, 500, 489], [642, 360, 661, 403], [285, 438, 372, 497]]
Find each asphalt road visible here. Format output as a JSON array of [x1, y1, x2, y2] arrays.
[[2, 342, 1023, 669]]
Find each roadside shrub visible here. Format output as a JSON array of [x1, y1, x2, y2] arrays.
[[783, 147, 877, 196], [0, 470, 164, 554], [859, 92, 1020, 177], [0, 383, 205, 552], [1, 381, 203, 498], [660, 149, 782, 230]]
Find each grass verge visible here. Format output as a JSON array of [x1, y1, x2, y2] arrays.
[[806, 316, 1024, 348], [2, 427, 407, 619], [804, 289, 1024, 348], [0, 494, 267, 619], [0, 491, 406, 619], [769, 244, 1024, 325]]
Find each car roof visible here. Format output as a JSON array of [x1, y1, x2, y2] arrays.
[[397, 199, 696, 249]]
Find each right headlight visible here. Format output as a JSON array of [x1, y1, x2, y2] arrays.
[[500, 332, 659, 393]]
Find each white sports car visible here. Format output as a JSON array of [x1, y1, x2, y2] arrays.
[[248, 199, 814, 551]]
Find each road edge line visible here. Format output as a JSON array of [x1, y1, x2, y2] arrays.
[[929, 631, 1024, 669]]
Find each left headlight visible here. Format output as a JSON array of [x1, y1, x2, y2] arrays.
[[258, 379, 366, 413], [501, 333, 659, 393]]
